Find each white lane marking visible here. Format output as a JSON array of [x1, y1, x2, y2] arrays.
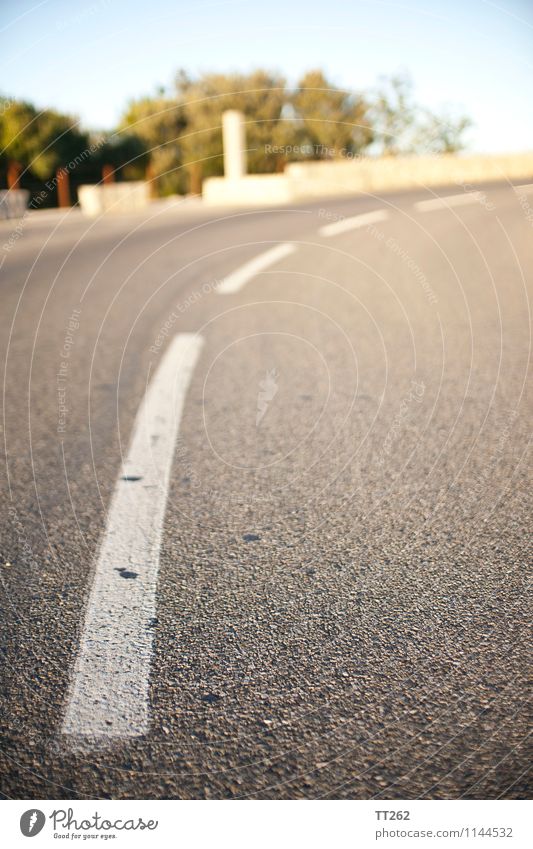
[[414, 192, 483, 212], [216, 243, 296, 294], [319, 209, 389, 237], [515, 183, 533, 193], [62, 333, 203, 743]]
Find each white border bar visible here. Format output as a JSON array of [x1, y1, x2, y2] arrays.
[[216, 243, 296, 294], [62, 333, 203, 743]]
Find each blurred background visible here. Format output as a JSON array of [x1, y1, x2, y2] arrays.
[[0, 0, 531, 206]]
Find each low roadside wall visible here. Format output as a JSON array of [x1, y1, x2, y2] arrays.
[[202, 174, 294, 206], [285, 152, 533, 197], [0, 189, 29, 219], [78, 182, 151, 216], [202, 152, 533, 206]]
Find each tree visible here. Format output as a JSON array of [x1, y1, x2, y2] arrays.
[[97, 132, 149, 181], [292, 70, 373, 158], [120, 93, 186, 194], [0, 100, 89, 180], [371, 73, 471, 156], [415, 110, 472, 155], [371, 73, 417, 156], [176, 69, 289, 185]]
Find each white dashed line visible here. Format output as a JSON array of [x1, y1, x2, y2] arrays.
[[414, 192, 483, 212], [514, 183, 533, 193], [319, 209, 389, 237], [62, 333, 203, 743], [216, 243, 296, 294]]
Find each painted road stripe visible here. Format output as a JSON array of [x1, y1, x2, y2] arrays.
[[62, 333, 203, 743], [216, 243, 296, 294], [414, 192, 483, 212], [515, 183, 533, 193], [319, 209, 389, 237]]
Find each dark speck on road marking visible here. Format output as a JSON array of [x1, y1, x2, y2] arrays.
[[243, 533, 261, 542], [121, 475, 143, 482], [115, 567, 138, 579]]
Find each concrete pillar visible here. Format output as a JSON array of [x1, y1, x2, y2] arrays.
[[188, 161, 203, 195], [222, 110, 246, 180], [56, 168, 70, 207], [102, 164, 115, 184], [7, 160, 22, 190]]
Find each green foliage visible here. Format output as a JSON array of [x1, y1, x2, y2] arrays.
[[371, 73, 417, 155], [0, 99, 38, 164], [292, 70, 373, 157], [371, 73, 471, 155], [416, 110, 472, 154], [90, 132, 148, 182], [0, 99, 89, 179], [175, 69, 288, 177], [1, 70, 473, 200], [120, 94, 186, 193]]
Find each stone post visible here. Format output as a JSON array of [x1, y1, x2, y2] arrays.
[[222, 110, 246, 180], [7, 160, 22, 190], [56, 168, 70, 207], [102, 164, 115, 184]]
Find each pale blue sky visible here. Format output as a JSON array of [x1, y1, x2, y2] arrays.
[[1, 0, 532, 152]]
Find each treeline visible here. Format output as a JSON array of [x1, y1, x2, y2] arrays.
[[0, 71, 471, 203], [0, 98, 147, 207]]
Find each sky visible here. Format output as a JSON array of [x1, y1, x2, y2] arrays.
[[0, 0, 532, 153]]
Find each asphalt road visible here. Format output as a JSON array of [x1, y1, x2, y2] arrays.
[[1, 181, 531, 799]]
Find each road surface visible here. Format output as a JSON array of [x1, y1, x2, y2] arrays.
[[1, 182, 531, 799]]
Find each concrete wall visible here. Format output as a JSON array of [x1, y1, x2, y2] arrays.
[[202, 174, 295, 206], [0, 189, 29, 219], [202, 152, 533, 206], [285, 152, 533, 197], [78, 182, 151, 216]]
